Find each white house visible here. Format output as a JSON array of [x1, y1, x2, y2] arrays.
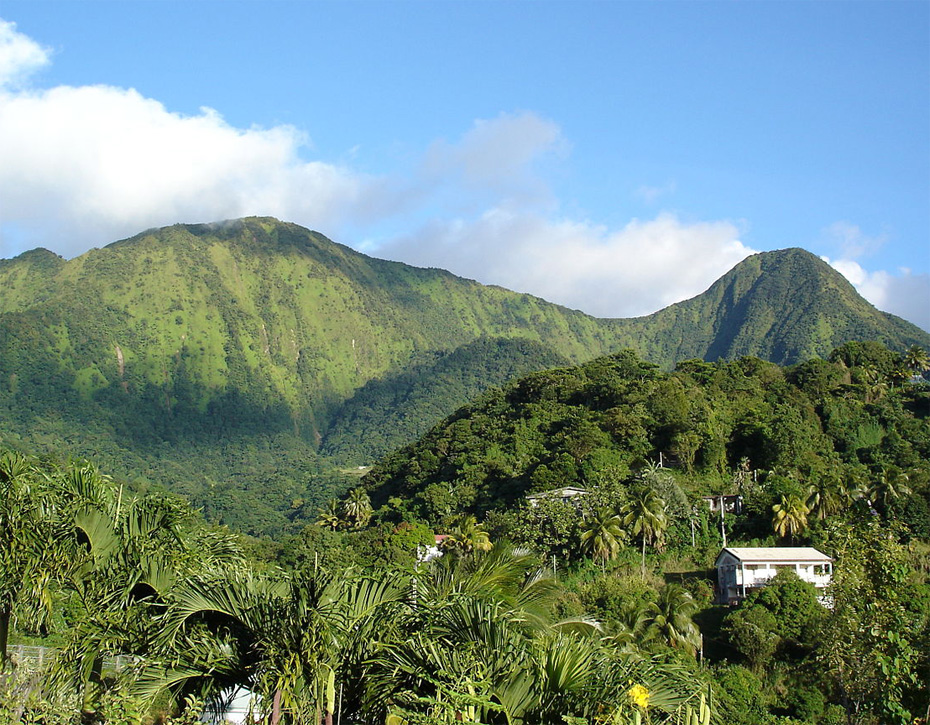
[[701, 494, 743, 515], [715, 547, 832, 605], [417, 534, 449, 563], [525, 486, 589, 508]]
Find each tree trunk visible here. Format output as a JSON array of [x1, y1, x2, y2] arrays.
[[641, 538, 647, 579], [81, 655, 103, 720], [271, 689, 282, 725], [0, 608, 9, 669]]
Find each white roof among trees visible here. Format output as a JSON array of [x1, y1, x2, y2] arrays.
[[717, 547, 832, 564]]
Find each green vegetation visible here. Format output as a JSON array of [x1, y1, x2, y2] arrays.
[[357, 343, 930, 723], [1, 342, 929, 723], [1, 452, 716, 724], [0, 218, 927, 538], [363, 345, 929, 529]]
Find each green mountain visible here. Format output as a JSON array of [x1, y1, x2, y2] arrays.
[[362, 347, 930, 530], [625, 247, 925, 365], [0, 217, 926, 534], [320, 337, 570, 462]]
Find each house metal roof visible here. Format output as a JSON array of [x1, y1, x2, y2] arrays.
[[525, 486, 589, 498], [716, 547, 832, 565]]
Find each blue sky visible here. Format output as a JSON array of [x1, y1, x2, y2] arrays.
[[1, 1, 928, 330]]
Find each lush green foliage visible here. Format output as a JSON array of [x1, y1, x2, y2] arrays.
[[0, 452, 719, 724], [364, 347, 930, 537], [3, 334, 930, 722], [360, 343, 930, 724], [0, 219, 926, 536]]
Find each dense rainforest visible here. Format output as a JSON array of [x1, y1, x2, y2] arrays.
[[2, 342, 929, 724], [1, 218, 927, 537]]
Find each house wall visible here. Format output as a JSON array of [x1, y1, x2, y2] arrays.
[[716, 554, 832, 604]]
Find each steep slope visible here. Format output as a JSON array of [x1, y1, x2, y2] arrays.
[[0, 218, 926, 535], [626, 248, 926, 365], [0, 217, 629, 436], [361, 348, 930, 524], [320, 337, 569, 462]]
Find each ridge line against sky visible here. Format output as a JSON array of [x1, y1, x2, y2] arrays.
[[0, 2, 927, 331]]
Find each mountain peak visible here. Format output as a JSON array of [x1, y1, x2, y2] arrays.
[[634, 244, 927, 365]]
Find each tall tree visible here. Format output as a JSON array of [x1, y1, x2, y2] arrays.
[[903, 344, 929, 377], [806, 475, 845, 521], [771, 494, 809, 544], [342, 488, 373, 529], [867, 468, 912, 516], [315, 499, 343, 531], [440, 515, 493, 558], [621, 489, 668, 578], [817, 519, 929, 723], [580, 508, 625, 569], [0, 452, 58, 667], [644, 585, 701, 656]]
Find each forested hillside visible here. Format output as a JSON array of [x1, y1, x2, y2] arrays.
[[363, 342, 930, 535], [352, 341, 930, 723], [5, 341, 927, 724], [626, 247, 927, 364], [0, 218, 927, 535]]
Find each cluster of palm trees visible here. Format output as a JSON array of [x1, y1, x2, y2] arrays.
[[0, 450, 241, 716], [2, 451, 714, 724], [316, 488, 374, 530], [132, 548, 712, 724], [771, 467, 913, 543], [580, 487, 668, 578]]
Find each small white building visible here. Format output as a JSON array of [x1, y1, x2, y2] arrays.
[[715, 547, 832, 605], [701, 494, 743, 515], [526, 486, 589, 508], [417, 534, 449, 563]]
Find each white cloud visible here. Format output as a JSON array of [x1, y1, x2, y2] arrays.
[[0, 21, 761, 322], [424, 111, 565, 186], [823, 220, 887, 260], [383, 210, 755, 318], [4, 22, 920, 331], [820, 221, 930, 332], [0, 19, 50, 88], [0, 33, 566, 262], [0, 81, 375, 257], [824, 256, 930, 332]]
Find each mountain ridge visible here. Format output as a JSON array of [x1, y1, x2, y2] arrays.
[[0, 217, 926, 534]]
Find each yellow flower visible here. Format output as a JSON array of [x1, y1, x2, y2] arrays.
[[628, 683, 650, 709]]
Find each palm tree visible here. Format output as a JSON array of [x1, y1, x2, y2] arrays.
[[315, 499, 342, 531], [139, 568, 409, 724], [859, 364, 887, 403], [0, 451, 59, 667], [904, 344, 929, 378], [643, 585, 700, 656], [580, 508, 625, 569], [806, 476, 845, 521], [439, 515, 492, 557], [867, 467, 912, 516], [342, 488, 372, 529], [604, 599, 650, 649], [47, 459, 200, 716], [621, 488, 668, 578], [772, 494, 809, 544]]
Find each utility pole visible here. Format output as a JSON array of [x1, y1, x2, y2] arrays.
[[719, 495, 727, 548]]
